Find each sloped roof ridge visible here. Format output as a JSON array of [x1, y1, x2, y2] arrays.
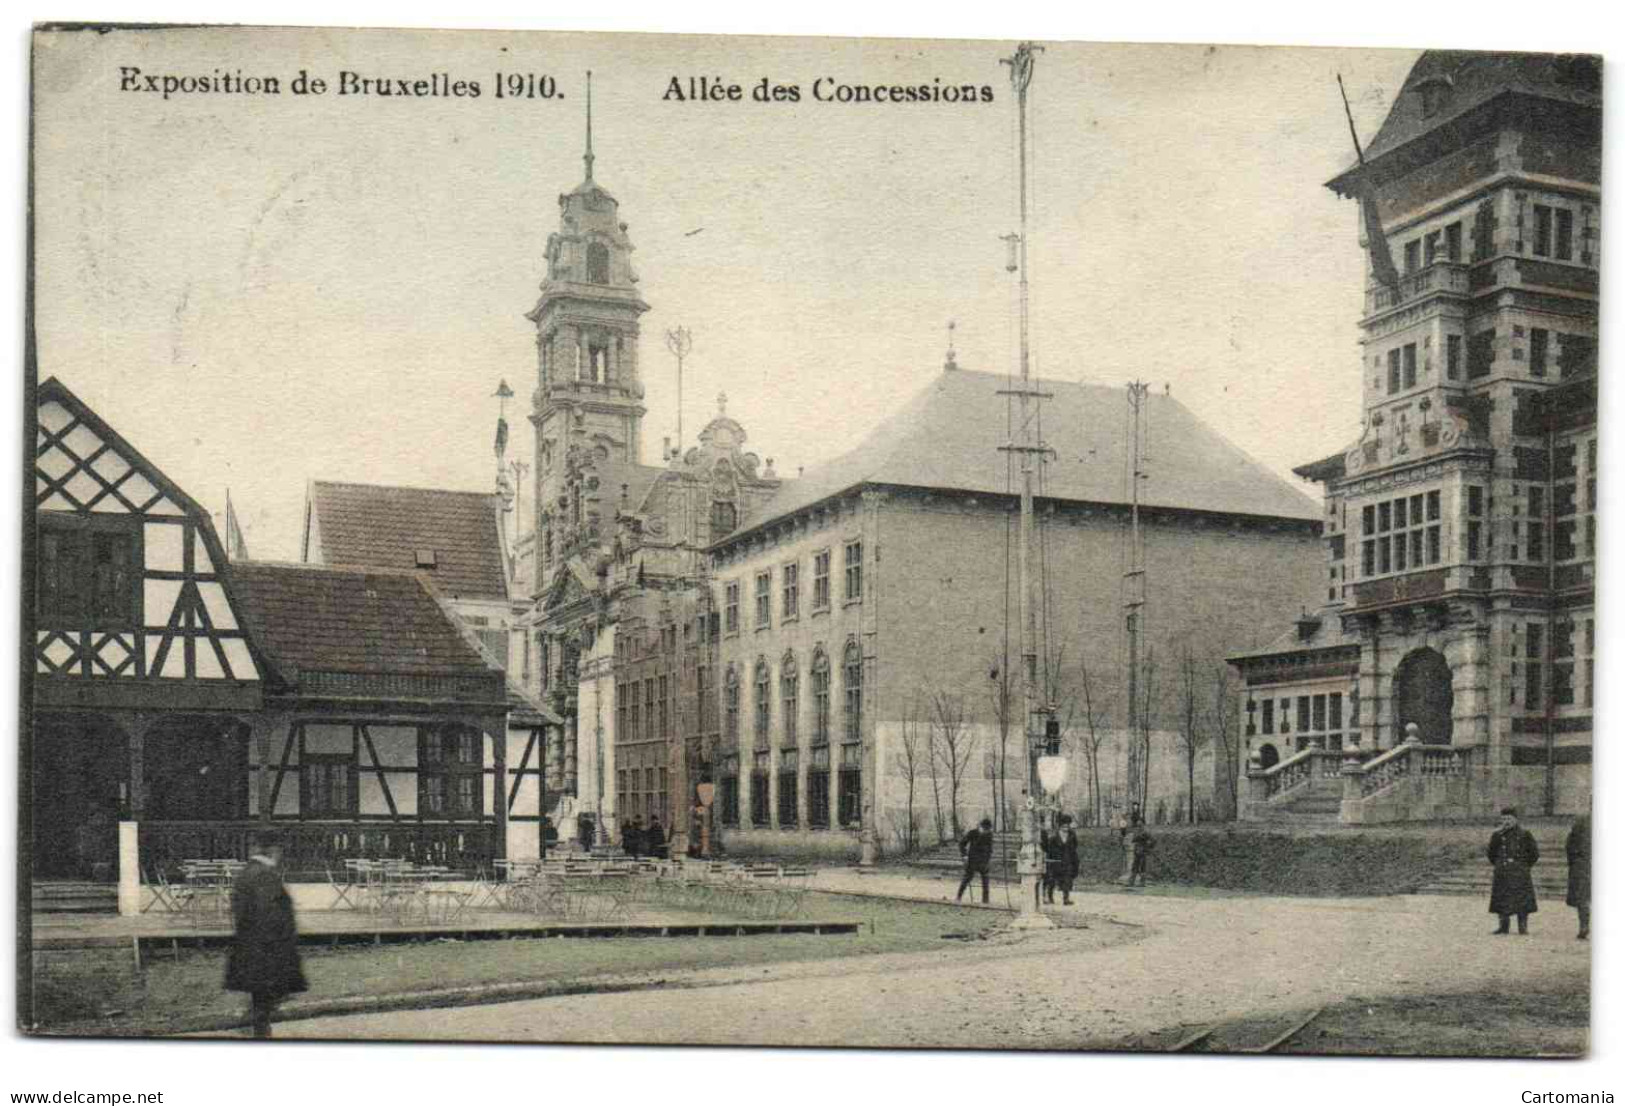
[[312, 478, 497, 498]]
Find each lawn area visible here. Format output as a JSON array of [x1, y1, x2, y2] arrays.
[[1279, 971, 1590, 1057], [33, 893, 995, 1036]]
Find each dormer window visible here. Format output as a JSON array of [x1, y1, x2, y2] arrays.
[[1417, 78, 1453, 119], [587, 242, 610, 284]]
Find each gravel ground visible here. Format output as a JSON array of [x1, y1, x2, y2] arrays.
[[267, 870, 1589, 1052]]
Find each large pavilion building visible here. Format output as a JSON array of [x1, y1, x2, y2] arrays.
[[1232, 51, 1600, 824]]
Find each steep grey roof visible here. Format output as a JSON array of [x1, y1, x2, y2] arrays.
[[231, 562, 498, 679], [735, 369, 1318, 535], [1331, 50, 1601, 190], [307, 481, 509, 601]]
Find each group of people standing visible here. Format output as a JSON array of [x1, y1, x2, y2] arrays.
[[954, 808, 1147, 907], [620, 814, 668, 859]]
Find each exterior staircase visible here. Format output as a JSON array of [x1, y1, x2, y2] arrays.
[[31, 881, 119, 914], [1248, 777, 1344, 826], [1415, 826, 1574, 898]]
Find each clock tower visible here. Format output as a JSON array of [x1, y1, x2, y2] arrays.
[[529, 73, 650, 594]]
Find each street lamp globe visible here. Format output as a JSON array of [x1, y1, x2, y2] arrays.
[[1036, 753, 1068, 796]]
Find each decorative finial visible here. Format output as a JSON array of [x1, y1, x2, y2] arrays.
[[717, 391, 728, 415], [584, 71, 595, 182], [945, 320, 959, 371]]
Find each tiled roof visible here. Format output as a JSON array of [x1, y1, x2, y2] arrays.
[[307, 481, 509, 601], [1332, 50, 1600, 189], [230, 562, 499, 680], [734, 369, 1318, 537], [1228, 607, 1360, 663]]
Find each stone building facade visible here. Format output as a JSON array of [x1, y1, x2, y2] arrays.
[[1233, 51, 1600, 823], [707, 368, 1325, 859]]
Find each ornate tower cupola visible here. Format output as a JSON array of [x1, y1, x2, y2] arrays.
[[529, 72, 651, 592]]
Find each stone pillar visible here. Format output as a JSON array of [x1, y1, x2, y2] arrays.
[[117, 821, 141, 916], [1358, 623, 1385, 751]]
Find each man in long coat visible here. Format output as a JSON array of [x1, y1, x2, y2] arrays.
[[225, 833, 307, 1037], [1055, 814, 1081, 906], [1566, 809, 1590, 940], [1488, 807, 1540, 935], [956, 818, 994, 904]]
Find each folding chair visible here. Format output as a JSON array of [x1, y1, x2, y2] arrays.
[[326, 866, 360, 910]]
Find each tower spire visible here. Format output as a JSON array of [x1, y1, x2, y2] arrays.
[[583, 70, 595, 182]]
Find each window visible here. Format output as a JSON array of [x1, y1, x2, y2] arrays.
[[625, 679, 639, 739], [750, 751, 771, 826], [1387, 348, 1402, 395], [645, 677, 657, 741], [1525, 624, 1544, 709], [811, 648, 831, 744], [778, 749, 799, 827], [38, 524, 138, 628], [1527, 486, 1546, 562], [1472, 201, 1495, 263], [1530, 328, 1549, 377], [1444, 221, 1462, 262], [711, 500, 737, 541], [1403, 239, 1421, 274], [844, 541, 863, 602], [782, 561, 799, 619], [1556, 208, 1574, 261], [837, 742, 862, 828], [1466, 485, 1484, 562], [1468, 330, 1495, 380], [781, 652, 799, 747], [719, 755, 740, 826], [658, 674, 670, 737], [842, 640, 863, 743], [303, 755, 355, 816], [1360, 491, 1442, 579], [754, 659, 771, 747], [586, 241, 610, 284], [812, 550, 832, 610], [1261, 699, 1275, 735], [808, 746, 831, 829], [724, 666, 740, 744], [419, 726, 482, 817], [1403, 343, 1417, 389], [1446, 334, 1462, 380], [724, 581, 740, 634], [755, 571, 771, 628], [1534, 204, 1553, 257]]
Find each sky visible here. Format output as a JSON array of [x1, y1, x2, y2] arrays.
[[32, 28, 1421, 561], [12, 5, 1625, 1105]]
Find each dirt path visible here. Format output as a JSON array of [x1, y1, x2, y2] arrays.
[[270, 872, 1588, 1051]]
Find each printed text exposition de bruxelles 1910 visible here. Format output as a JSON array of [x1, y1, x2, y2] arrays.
[[115, 65, 998, 104]]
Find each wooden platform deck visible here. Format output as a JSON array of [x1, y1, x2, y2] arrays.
[[33, 909, 862, 959]]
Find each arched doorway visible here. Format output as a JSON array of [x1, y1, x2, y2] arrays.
[[1256, 743, 1280, 770], [1393, 648, 1454, 744]]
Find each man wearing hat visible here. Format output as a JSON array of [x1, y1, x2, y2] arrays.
[[957, 818, 995, 904], [225, 831, 307, 1037], [1487, 807, 1540, 936]]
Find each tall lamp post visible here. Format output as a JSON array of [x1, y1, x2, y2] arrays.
[[998, 40, 1053, 928]]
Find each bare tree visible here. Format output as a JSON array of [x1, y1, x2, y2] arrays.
[[1173, 642, 1207, 824], [931, 690, 974, 840], [1076, 655, 1113, 826], [1208, 659, 1241, 820], [1135, 646, 1160, 812], [896, 694, 929, 852]]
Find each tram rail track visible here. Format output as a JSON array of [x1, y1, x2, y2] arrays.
[[1164, 1005, 1324, 1054]]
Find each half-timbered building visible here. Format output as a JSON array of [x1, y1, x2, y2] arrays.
[[30, 379, 554, 906]]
